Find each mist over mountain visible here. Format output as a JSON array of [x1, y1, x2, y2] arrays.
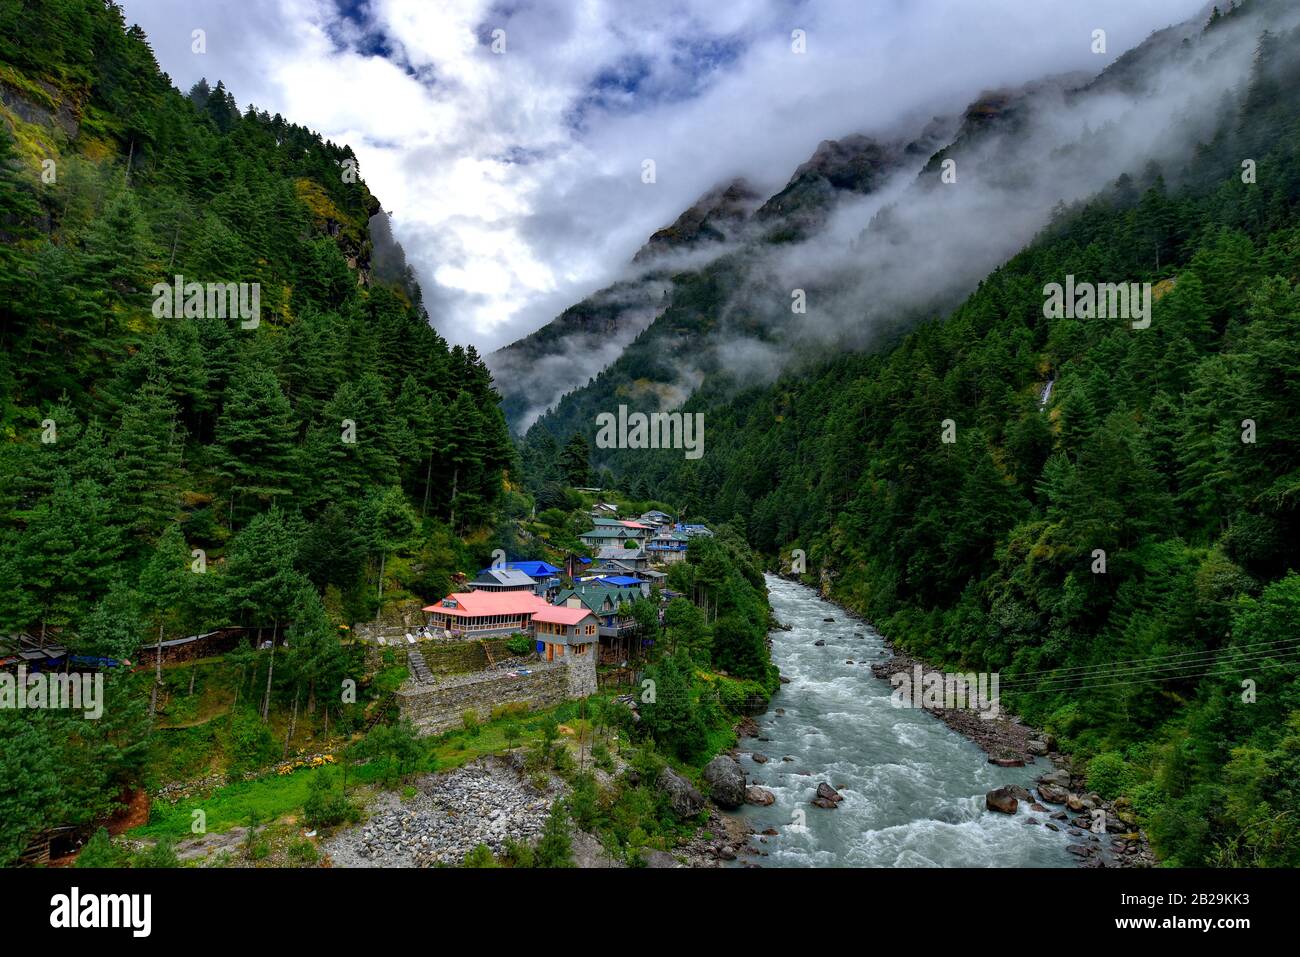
[[504, 0, 1291, 445]]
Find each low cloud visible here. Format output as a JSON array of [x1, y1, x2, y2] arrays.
[[120, 0, 1209, 354]]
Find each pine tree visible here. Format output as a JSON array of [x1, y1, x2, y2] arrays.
[[138, 523, 195, 718], [212, 365, 299, 525], [108, 379, 185, 543]]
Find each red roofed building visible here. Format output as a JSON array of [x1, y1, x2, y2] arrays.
[[422, 590, 550, 638], [422, 590, 598, 655], [530, 604, 599, 662]]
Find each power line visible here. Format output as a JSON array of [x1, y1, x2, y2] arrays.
[[1000, 652, 1300, 696], [994, 643, 1300, 690], [984, 637, 1300, 682]]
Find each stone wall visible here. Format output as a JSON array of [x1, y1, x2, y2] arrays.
[[397, 662, 571, 735], [565, 645, 597, 699], [365, 637, 513, 675]]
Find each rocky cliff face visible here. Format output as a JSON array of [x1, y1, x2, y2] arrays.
[[491, 127, 928, 433]]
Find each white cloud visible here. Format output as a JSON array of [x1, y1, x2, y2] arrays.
[[119, 0, 1210, 352]]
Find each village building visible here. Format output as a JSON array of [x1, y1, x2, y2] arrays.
[[555, 584, 636, 628], [594, 546, 650, 570], [467, 567, 538, 592], [674, 523, 714, 539], [646, 528, 690, 564], [579, 522, 650, 550], [638, 509, 674, 527], [422, 590, 552, 639], [530, 604, 599, 663], [591, 574, 650, 598]]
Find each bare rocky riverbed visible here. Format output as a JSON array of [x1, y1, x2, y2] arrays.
[[323, 755, 562, 867]]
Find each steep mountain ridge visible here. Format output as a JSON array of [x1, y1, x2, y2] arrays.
[[516, 0, 1288, 463], [490, 125, 933, 431]]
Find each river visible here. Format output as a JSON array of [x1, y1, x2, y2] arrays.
[[732, 575, 1075, 867]]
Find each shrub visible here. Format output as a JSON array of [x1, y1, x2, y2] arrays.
[[552, 745, 575, 775], [532, 805, 574, 868], [462, 844, 498, 868], [286, 839, 318, 865], [1087, 751, 1135, 800], [75, 828, 125, 868], [505, 635, 534, 656], [462, 710, 480, 736], [221, 708, 279, 775], [567, 772, 600, 831], [303, 770, 358, 829], [499, 839, 534, 868], [133, 837, 180, 868], [349, 720, 428, 784]]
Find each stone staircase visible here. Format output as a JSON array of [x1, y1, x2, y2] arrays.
[[407, 648, 435, 685]]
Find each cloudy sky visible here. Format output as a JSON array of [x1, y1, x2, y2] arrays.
[[119, 0, 1210, 353]]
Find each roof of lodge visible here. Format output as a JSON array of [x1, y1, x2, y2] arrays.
[[474, 560, 560, 578], [423, 591, 551, 617], [596, 546, 646, 560], [470, 568, 537, 587], [531, 605, 596, 626], [556, 585, 635, 614]]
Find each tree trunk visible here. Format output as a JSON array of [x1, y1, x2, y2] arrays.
[[150, 620, 164, 719], [422, 452, 433, 517], [375, 552, 386, 619], [284, 689, 299, 758], [449, 466, 459, 531], [188, 664, 196, 696], [261, 620, 278, 723]]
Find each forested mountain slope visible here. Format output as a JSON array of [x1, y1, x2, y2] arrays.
[[614, 4, 1300, 865], [493, 123, 953, 434], [0, 0, 514, 862], [519, 0, 1289, 475]]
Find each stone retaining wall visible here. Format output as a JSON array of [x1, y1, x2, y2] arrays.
[[397, 662, 571, 735], [365, 638, 512, 675], [396, 642, 598, 736]]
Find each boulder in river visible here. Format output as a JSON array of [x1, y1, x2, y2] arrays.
[[1066, 793, 1098, 812], [813, 639, 826, 647], [812, 782, 844, 809], [1027, 740, 1049, 756], [1037, 769, 1071, 788], [702, 755, 746, 809], [1038, 784, 1069, 804], [745, 786, 776, 807], [988, 756, 1025, 768], [657, 767, 706, 819], [985, 786, 1019, 814], [751, 752, 770, 764]]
